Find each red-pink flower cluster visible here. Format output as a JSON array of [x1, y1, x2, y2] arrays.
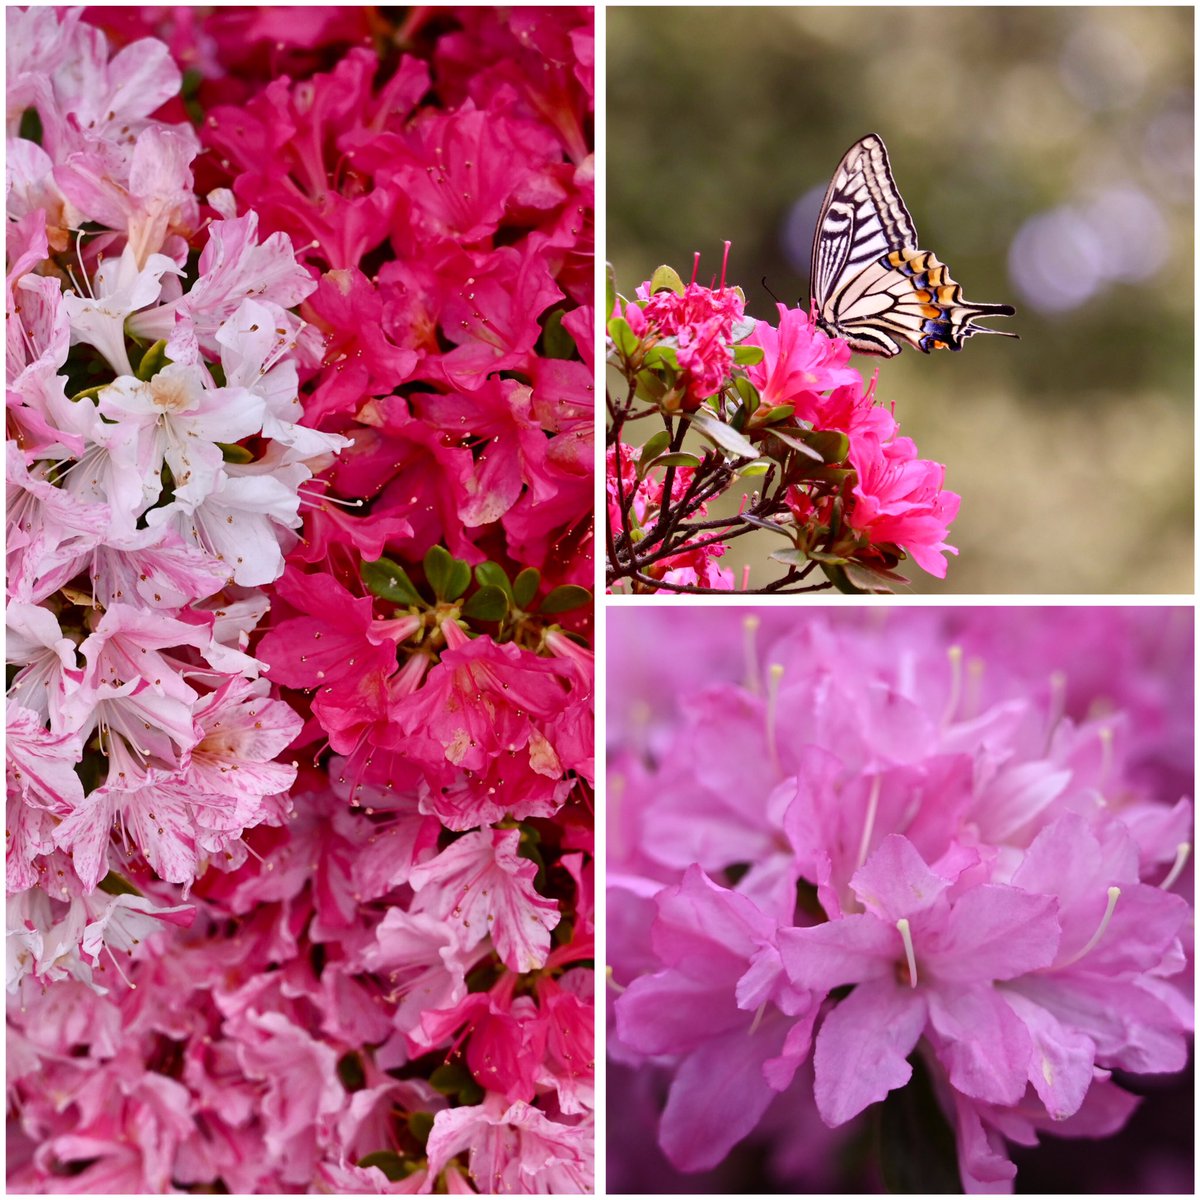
[[7, 7, 594, 1194], [606, 264, 961, 591]]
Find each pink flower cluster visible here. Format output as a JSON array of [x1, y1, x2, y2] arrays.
[[605, 444, 734, 590], [607, 259, 962, 590], [748, 305, 961, 580], [608, 607, 1192, 1193], [8, 7, 594, 1194]]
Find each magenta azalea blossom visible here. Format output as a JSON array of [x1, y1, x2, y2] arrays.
[[608, 607, 1193, 1193]]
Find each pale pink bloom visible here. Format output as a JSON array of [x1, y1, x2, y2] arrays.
[[215, 297, 349, 462], [5, 600, 77, 725], [7, 268, 82, 460], [409, 828, 561, 973], [58, 401, 152, 532], [6, 705, 84, 891], [422, 1096, 593, 1194], [6, 440, 111, 602], [79, 891, 195, 982], [89, 524, 229, 610], [8, 9, 182, 165], [179, 677, 300, 802], [55, 125, 200, 265], [361, 908, 488, 1035], [6, 135, 75, 232], [164, 212, 316, 358], [61, 245, 182, 376], [6, 887, 94, 993], [98, 361, 266, 505], [147, 463, 305, 586], [228, 1009, 347, 1185]]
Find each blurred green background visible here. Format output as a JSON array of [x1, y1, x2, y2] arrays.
[[608, 6, 1193, 594]]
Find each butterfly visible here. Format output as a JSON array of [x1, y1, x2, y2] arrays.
[[809, 133, 1016, 357]]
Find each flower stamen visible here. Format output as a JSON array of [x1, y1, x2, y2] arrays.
[[856, 773, 882, 871], [896, 917, 918, 988], [1160, 842, 1191, 892], [766, 663, 784, 774], [941, 644, 963, 726], [742, 615, 761, 695], [1044, 670, 1067, 752], [1057, 886, 1121, 969]]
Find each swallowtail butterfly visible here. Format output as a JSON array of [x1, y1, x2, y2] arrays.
[[810, 134, 1016, 356]]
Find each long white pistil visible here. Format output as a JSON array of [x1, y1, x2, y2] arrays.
[[1160, 842, 1191, 892], [941, 645, 963, 726], [896, 917, 918, 988], [743, 615, 762, 695], [1043, 670, 1067, 752], [856, 773, 882, 871], [1096, 725, 1114, 791], [766, 663, 784, 774], [1057, 886, 1121, 969]]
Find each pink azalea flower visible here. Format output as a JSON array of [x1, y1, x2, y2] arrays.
[[744, 302, 861, 406], [615, 865, 813, 1170], [422, 1095, 593, 1195], [408, 828, 561, 974], [846, 432, 962, 579], [61, 245, 182, 377]]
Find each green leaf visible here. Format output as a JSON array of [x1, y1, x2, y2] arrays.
[[733, 375, 760, 413], [97, 871, 142, 897], [357, 1151, 409, 1182], [461, 584, 509, 621], [770, 548, 810, 567], [605, 263, 617, 325], [647, 452, 702, 470], [474, 561, 513, 600], [424, 545, 470, 601], [608, 316, 638, 358], [766, 425, 825, 461], [642, 343, 679, 372], [18, 107, 43, 145], [136, 340, 172, 381], [637, 430, 671, 471], [648, 264, 685, 295], [71, 384, 106, 404], [759, 404, 795, 424], [512, 567, 541, 610], [689, 408, 759, 460], [634, 369, 668, 404], [879, 1053, 962, 1193], [216, 442, 254, 463], [738, 459, 772, 478], [824, 561, 900, 595], [539, 584, 591, 614], [731, 343, 765, 365], [407, 1111, 435, 1146], [797, 428, 851, 463], [362, 557, 423, 607], [429, 1062, 474, 1095], [541, 306, 576, 360]]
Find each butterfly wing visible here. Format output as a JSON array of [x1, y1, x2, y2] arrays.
[[809, 133, 1015, 357]]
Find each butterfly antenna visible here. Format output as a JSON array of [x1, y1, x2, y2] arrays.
[[760, 276, 783, 306]]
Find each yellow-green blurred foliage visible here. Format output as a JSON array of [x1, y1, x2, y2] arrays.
[[608, 6, 1193, 594]]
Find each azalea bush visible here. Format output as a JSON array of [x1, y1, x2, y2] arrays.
[[605, 248, 960, 594], [7, 6, 594, 1193], [608, 607, 1193, 1193]]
